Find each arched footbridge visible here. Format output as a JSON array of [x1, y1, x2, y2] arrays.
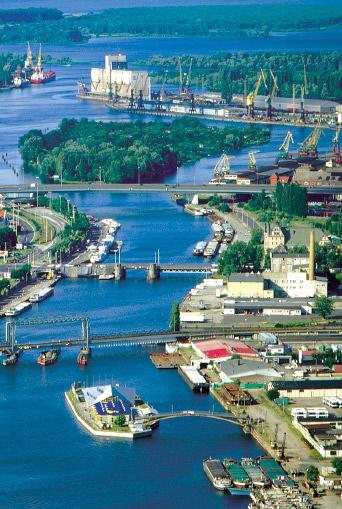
[[143, 410, 259, 428]]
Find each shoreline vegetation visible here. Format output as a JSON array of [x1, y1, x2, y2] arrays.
[[19, 117, 270, 184], [0, 5, 341, 43], [138, 52, 342, 102]]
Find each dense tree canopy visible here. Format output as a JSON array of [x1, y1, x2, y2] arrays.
[[218, 232, 263, 277], [0, 226, 17, 249], [142, 51, 342, 102], [0, 4, 341, 43], [19, 117, 269, 184]]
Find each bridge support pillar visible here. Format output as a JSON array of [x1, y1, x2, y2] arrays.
[[147, 263, 160, 281], [114, 263, 126, 280]]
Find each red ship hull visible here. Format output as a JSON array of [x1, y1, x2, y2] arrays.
[[30, 71, 56, 85]]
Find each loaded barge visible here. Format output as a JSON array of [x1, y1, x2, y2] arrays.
[[223, 459, 252, 495], [178, 365, 209, 393], [203, 459, 232, 491]]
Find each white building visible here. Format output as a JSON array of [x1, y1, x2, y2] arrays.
[[90, 54, 151, 100], [264, 223, 285, 253]]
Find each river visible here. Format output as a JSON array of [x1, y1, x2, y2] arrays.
[[0, 29, 341, 509]]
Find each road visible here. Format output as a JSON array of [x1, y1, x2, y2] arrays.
[[0, 182, 341, 196]]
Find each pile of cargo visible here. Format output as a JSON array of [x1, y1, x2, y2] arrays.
[[248, 487, 313, 509]]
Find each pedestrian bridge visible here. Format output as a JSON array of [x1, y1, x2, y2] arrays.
[[144, 410, 248, 427]]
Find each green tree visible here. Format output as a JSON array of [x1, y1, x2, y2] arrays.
[[314, 295, 333, 319], [0, 278, 10, 295], [208, 195, 221, 207], [332, 457, 342, 475], [169, 302, 180, 332], [250, 228, 263, 246], [0, 226, 17, 249], [306, 465, 319, 484], [266, 388, 279, 401], [114, 414, 126, 427]]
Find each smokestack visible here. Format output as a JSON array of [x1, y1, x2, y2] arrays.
[[309, 230, 315, 281]]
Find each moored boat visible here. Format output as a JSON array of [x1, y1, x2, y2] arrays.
[[29, 286, 54, 303], [5, 301, 32, 317], [223, 459, 251, 490], [30, 44, 56, 84], [203, 459, 232, 491], [193, 241, 207, 256], [2, 350, 20, 366], [77, 347, 91, 366], [37, 349, 60, 366], [241, 458, 270, 488]]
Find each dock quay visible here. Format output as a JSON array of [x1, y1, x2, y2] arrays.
[[0, 276, 60, 318], [249, 487, 313, 509], [214, 383, 254, 406], [150, 351, 189, 369]]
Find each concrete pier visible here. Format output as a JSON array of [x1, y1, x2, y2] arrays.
[[147, 263, 160, 281], [114, 263, 126, 280]]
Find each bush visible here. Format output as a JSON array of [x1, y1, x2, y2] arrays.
[[266, 388, 280, 401]]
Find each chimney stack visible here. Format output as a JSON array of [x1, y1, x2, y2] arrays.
[[309, 230, 315, 281]]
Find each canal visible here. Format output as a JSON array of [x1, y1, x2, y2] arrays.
[[0, 28, 340, 509]]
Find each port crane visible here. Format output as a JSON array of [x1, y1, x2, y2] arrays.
[[183, 58, 193, 94], [265, 70, 279, 119], [277, 432, 286, 460], [271, 423, 278, 449], [298, 125, 322, 159], [246, 69, 267, 118], [213, 154, 235, 183], [277, 131, 294, 161]]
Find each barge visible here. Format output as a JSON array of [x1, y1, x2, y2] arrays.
[[178, 365, 209, 393], [203, 459, 232, 491], [203, 240, 219, 258], [223, 459, 251, 495], [259, 457, 295, 489], [29, 286, 54, 303], [5, 301, 32, 317], [241, 458, 270, 488]]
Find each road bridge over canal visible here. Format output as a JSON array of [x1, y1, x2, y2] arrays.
[[1, 182, 341, 197], [1, 315, 341, 354]]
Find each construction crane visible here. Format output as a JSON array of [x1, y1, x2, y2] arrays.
[[298, 125, 322, 159], [277, 131, 294, 162], [246, 69, 267, 118], [265, 70, 279, 119], [332, 128, 342, 164], [271, 423, 278, 449], [213, 154, 235, 183], [277, 432, 286, 460]]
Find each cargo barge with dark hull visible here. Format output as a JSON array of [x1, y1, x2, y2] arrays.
[[203, 459, 232, 491], [178, 365, 209, 393]]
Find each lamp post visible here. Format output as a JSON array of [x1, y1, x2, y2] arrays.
[[99, 167, 102, 186], [138, 166, 141, 186]]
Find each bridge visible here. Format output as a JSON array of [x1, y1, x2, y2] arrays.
[[63, 261, 213, 280], [144, 409, 245, 427], [1, 182, 341, 197], [1, 315, 342, 355]]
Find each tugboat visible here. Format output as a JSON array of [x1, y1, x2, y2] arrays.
[[37, 349, 60, 366], [30, 44, 56, 85], [2, 349, 20, 366], [77, 346, 91, 366]]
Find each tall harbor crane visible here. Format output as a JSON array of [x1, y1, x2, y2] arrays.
[[248, 150, 259, 170], [278, 131, 294, 161], [332, 128, 341, 164], [213, 153, 235, 183], [178, 57, 183, 94], [183, 58, 193, 94], [265, 69, 279, 119], [298, 125, 322, 159], [277, 432, 287, 460], [246, 69, 267, 118]]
